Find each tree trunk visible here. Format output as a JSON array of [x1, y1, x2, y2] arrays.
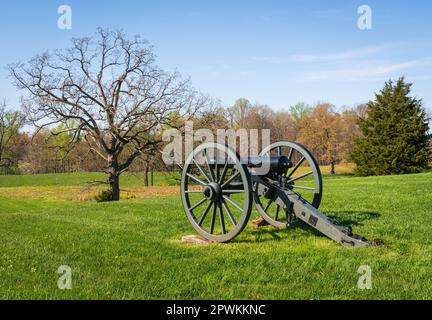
[[108, 155, 120, 201], [143, 163, 149, 187], [330, 160, 335, 175], [109, 172, 120, 201], [150, 167, 154, 186]]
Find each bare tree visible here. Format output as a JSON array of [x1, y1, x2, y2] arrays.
[[9, 28, 204, 200], [0, 101, 26, 167]]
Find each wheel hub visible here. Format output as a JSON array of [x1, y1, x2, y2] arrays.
[[203, 183, 222, 201]]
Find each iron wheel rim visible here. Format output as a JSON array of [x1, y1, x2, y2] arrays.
[[180, 142, 252, 242], [254, 141, 323, 228]]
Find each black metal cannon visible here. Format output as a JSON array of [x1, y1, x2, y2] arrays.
[[180, 141, 371, 247]]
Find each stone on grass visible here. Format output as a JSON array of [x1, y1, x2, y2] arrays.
[[181, 235, 212, 244], [252, 216, 269, 228]]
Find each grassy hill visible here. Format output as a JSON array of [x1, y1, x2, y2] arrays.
[[0, 171, 431, 299]]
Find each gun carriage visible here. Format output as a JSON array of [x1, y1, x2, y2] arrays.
[[180, 141, 371, 247]]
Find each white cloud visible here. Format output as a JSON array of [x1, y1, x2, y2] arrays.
[[252, 42, 407, 64], [301, 59, 432, 81], [252, 42, 432, 82]]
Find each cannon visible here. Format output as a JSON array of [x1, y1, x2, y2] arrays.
[[180, 141, 371, 247]]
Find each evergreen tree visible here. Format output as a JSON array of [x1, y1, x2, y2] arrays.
[[351, 77, 430, 176]]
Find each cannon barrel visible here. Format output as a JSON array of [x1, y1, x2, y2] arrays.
[[208, 156, 292, 176], [243, 156, 292, 176]]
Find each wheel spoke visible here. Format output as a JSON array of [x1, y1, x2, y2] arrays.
[[275, 204, 280, 221], [221, 199, 237, 226], [291, 185, 315, 191], [215, 153, 219, 183], [287, 171, 313, 184], [218, 157, 229, 184], [185, 190, 203, 194], [210, 202, 217, 234], [222, 195, 243, 212], [190, 197, 207, 211], [203, 149, 215, 182], [287, 148, 294, 161], [277, 146, 282, 156], [187, 173, 207, 186], [222, 189, 245, 194], [264, 199, 273, 212], [218, 201, 226, 234], [221, 170, 240, 189], [287, 156, 305, 179], [192, 158, 212, 183], [198, 201, 213, 226]]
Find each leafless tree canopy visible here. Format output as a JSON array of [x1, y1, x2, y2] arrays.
[[9, 28, 205, 199]]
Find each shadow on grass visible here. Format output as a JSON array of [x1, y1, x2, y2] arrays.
[[295, 210, 381, 239], [327, 211, 381, 227], [237, 210, 381, 243], [238, 227, 288, 243]]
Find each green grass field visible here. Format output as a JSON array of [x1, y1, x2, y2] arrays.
[[0, 171, 180, 188], [1, 170, 432, 299]]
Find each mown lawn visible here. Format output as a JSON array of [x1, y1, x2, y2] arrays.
[[0, 163, 354, 188], [0, 171, 181, 188], [0, 171, 432, 299]]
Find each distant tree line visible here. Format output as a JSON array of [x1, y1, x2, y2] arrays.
[[3, 79, 429, 179], [0, 27, 430, 201], [0, 98, 358, 173]]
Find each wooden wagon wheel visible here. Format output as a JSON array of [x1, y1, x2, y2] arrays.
[[254, 141, 323, 228], [180, 142, 252, 242]]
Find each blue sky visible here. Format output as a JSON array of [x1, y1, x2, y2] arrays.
[[0, 0, 431, 113]]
